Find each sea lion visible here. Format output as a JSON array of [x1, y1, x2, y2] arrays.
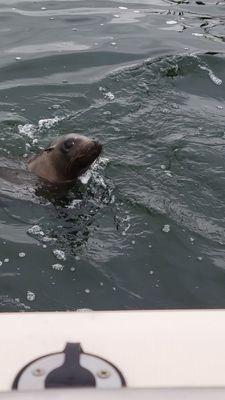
[[27, 133, 102, 184]]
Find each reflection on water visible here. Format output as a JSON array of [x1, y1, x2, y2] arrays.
[[1, 0, 225, 311]]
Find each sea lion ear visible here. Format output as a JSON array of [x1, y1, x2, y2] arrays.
[[44, 145, 55, 153]]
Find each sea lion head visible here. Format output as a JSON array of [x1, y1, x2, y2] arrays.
[[27, 133, 102, 184]]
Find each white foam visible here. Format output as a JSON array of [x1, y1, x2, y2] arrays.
[[199, 65, 222, 85], [18, 123, 36, 138], [79, 169, 92, 184], [27, 291, 35, 301], [192, 33, 204, 37], [66, 199, 82, 209], [52, 263, 64, 271], [166, 20, 177, 25], [38, 116, 61, 129], [79, 157, 109, 185], [53, 249, 66, 261], [104, 91, 115, 100], [27, 225, 42, 235], [162, 224, 170, 233]]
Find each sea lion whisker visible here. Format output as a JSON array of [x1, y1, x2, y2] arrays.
[[65, 157, 76, 176], [65, 160, 72, 176]]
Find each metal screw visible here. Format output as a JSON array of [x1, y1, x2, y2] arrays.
[[97, 369, 111, 379], [32, 368, 46, 377]]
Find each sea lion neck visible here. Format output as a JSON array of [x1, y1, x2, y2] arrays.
[[28, 150, 67, 183]]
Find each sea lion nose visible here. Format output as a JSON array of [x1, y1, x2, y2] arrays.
[[92, 138, 100, 146], [92, 138, 102, 153]]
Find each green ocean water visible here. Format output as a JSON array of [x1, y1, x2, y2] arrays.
[[1, 0, 225, 311]]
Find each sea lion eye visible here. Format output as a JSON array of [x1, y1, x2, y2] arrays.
[[63, 138, 75, 151]]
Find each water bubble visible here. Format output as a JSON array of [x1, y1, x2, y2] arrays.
[[166, 171, 173, 177], [70, 267, 76, 272], [43, 236, 56, 243], [199, 65, 222, 85], [208, 72, 222, 86], [113, 14, 120, 18], [104, 91, 115, 101], [166, 20, 177, 25], [27, 225, 43, 236], [4, 259, 9, 263], [197, 256, 203, 261], [19, 252, 26, 258], [192, 33, 204, 37], [118, 6, 127, 9], [162, 224, 170, 233], [18, 123, 36, 138], [110, 195, 115, 204], [53, 249, 66, 261], [149, 270, 154, 275], [52, 263, 64, 271], [66, 199, 82, 209], [27, 291, 35, 301], [38, 116, 61, 129], [0, 261, 2, 267], [15, 57, 21, 61], [84, 288, 90, 294]]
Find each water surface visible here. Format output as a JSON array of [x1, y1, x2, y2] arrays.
[[1, 0, 225, 311]]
